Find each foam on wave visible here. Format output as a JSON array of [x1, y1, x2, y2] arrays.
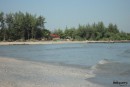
[[91, 59, 130, 76]]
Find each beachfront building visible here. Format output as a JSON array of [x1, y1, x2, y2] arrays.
[[50, 34, 60, 40]]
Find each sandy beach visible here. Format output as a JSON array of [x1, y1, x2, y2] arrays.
[[0, 40, 130, 45], [0, 41, 87, 45], [0, 57, 105, 87]]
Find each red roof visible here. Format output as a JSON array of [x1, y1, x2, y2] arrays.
[[50, 34, 60, 38]]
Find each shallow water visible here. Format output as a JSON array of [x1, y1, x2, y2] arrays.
[[0, 43, 130, 65], [0, 43, 130, 86]]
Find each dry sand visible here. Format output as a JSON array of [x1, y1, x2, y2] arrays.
[[0, 41, 86, 45], [0, 40, 129, 45], [0, 57, 104, 87]]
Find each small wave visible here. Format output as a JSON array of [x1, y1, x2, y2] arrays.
[[91, 59, 112, 70], [98, 59, 111, 64], [91, 59, 130, 76], [120, 70, 130, 76]]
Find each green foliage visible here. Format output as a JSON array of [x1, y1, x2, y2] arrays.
[[0, 11, 50, 41], [64, 27, 76, 39], [0, 11, 130, 41], [53, 29, 65, 39], [108, 23, 119, 34], [54, 21, 130, 41], [42, 29, 51, 39]]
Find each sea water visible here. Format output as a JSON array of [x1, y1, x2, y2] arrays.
[[0, 43, 130, 86]]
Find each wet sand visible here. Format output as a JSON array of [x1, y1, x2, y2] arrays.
[[0, 57, 104, 87]]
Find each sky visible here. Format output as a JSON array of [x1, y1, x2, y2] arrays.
[[0, 0, 130, 32]]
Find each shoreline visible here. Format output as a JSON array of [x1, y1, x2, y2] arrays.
[[0, 40, 130, 45], [0, 57, 104, 87]]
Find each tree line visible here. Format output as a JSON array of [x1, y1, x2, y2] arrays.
[[0, 11, 50, 41], [0, 11, 130, 41], [53, 22, 130, 41]]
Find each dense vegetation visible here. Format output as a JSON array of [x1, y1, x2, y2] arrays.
[[0, 12, 50, 41], [0, 11, 130, 41], [53, 22, 130, 41]]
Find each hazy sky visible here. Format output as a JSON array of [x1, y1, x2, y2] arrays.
[[0, 0, 130, 32]]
